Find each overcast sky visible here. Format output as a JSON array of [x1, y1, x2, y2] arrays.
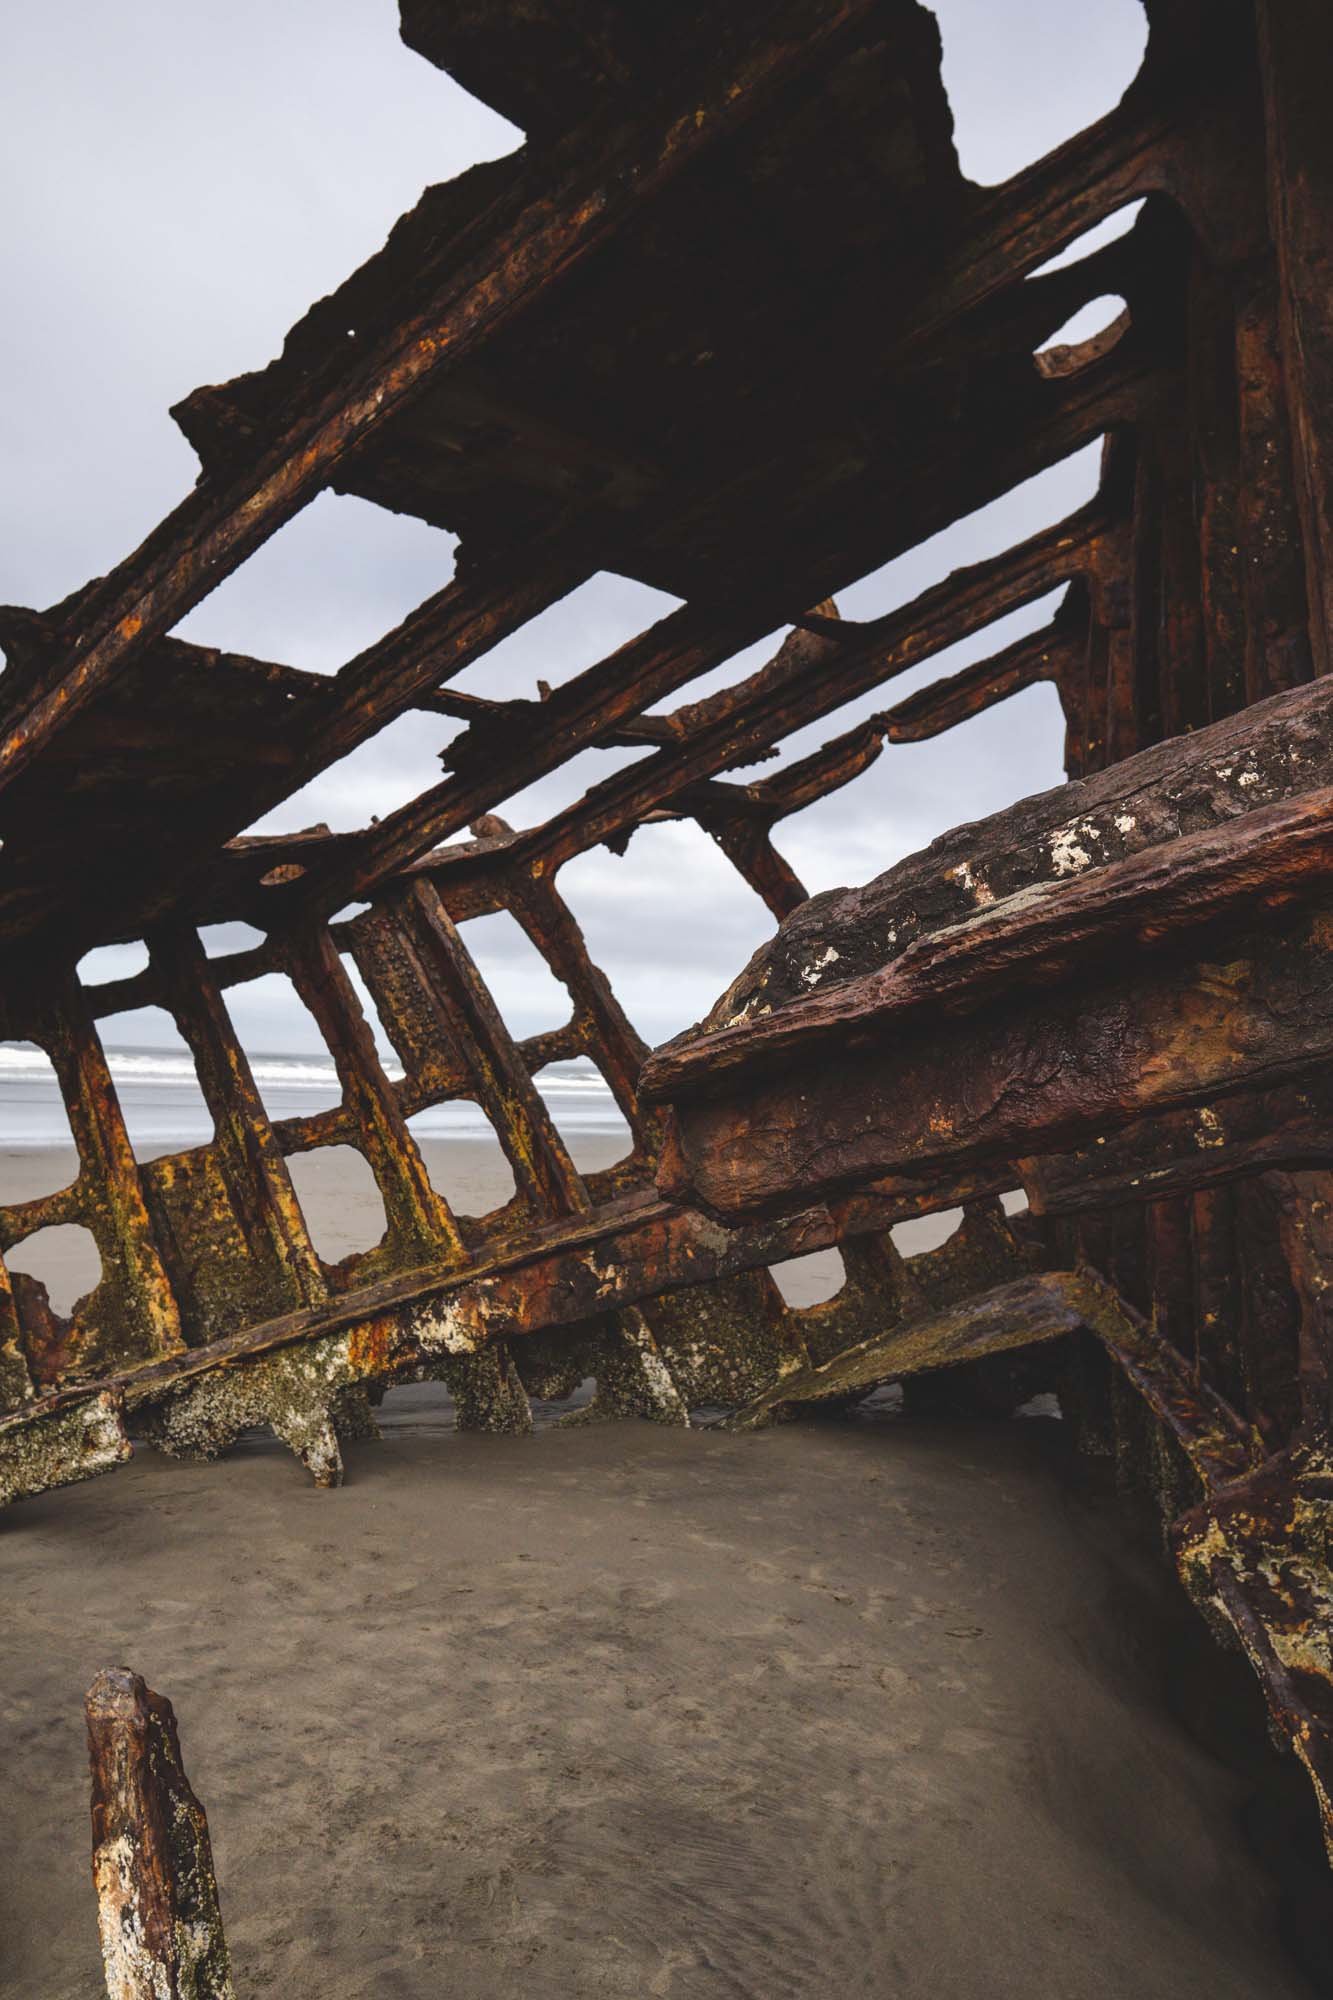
[[2, 0, 1147, 1054]]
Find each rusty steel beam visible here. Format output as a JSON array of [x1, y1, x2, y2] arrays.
[[287, 926, 466, 1268], [0, 163, 1175, 964], [150, 929, 330, 1312], [0, 0, 898, 796], [726, 1269, 1084, 1430], [302, 489, 1122, 921], [1175, 1444, 1333, 1862], [649, 883, 1333, 1224], [881, 619, 1085, 744], [86, 1668, 234, 2000], [6, 987, 187, 1388], [0, 1170, 974, 1508], [650, 785, 1333, 1106], [1032, 1263, 1333, 1854], [647, 662, 1333, 1048], [1023, 1076, 1333, 1217], [1256, 0, 1333, 678]]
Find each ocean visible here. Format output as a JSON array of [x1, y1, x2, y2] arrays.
[[0, 1042, 629, 1151]]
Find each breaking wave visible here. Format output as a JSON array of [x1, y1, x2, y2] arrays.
[[0, 1042, 626, 1146]]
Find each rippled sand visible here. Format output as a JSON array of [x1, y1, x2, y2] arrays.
[[3, 1401, 1322, 1997]]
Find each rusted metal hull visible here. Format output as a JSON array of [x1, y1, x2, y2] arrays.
[[2, 0, 1332, 1898]]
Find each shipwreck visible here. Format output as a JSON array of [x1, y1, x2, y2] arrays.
[[2, 0, 1332, 1942]]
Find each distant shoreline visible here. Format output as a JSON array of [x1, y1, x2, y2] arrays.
[[0, 1046, 629, 1150]]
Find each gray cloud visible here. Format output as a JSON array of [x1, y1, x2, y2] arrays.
[[4, 0, 1146, 1051]]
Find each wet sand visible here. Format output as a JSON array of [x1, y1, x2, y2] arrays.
[[0, 1142, 1325, 1997]]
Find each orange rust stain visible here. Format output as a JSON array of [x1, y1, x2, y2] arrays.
[[1137, 977, 1251, 1098], [347, 1315, 401, 1376], [117, 615, 143, 642]]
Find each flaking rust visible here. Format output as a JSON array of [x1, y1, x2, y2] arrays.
[[86, 1668, 234, 2000], [0, 0, 1331, 1890]]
